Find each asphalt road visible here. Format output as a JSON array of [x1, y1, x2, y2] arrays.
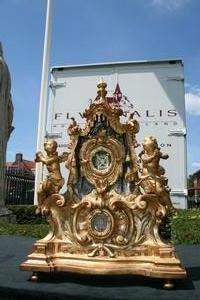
[[0, 235, 200, 300]]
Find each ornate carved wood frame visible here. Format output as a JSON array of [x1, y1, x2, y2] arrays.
[[20, 80, 186, 289]]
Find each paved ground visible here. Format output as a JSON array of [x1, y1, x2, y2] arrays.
[[0, 235, 200, 300]]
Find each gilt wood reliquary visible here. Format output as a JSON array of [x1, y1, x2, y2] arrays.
[[20, 80, 186, 288]]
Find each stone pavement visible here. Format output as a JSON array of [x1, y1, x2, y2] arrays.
[[0, 235, 200, 300]]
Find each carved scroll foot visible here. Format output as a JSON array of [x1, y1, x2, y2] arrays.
[[163, 279, 174, 289], [29, 272, 39, 282]]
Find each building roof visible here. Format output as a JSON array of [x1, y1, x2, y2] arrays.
[[6, 153, 35, 174], [51, 58, 183, 73]]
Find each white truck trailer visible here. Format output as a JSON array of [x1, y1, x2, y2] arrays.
[[38, 59, 187, 209]]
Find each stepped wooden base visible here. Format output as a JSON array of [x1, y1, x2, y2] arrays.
[[20, 240, 186, 281]]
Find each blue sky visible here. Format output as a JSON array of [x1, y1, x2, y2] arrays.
[[0, 0, 200, 174]]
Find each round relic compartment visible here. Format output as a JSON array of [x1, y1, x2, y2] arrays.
[[90, 147, 113, 175], [88, 209, 114, 239]]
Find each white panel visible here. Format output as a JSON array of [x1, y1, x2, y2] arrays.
[[40, 60, 187, 208]]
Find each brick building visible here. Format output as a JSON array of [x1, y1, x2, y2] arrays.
[[6, 153, 35, 174], [5, 153, 35, 205], [188, 170, 200, 207]]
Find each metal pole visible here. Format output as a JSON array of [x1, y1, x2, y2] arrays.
[[34, 0, 53, 204]]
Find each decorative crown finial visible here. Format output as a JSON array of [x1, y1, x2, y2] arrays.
[[97, 79, 107, 99]]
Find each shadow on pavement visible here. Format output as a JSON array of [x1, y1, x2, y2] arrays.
[[34, 271, 194, 290]]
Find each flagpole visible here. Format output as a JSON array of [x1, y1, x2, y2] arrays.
[[34, 0, 53, 204]]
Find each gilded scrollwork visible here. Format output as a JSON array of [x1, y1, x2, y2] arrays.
[[34, 82, 175, 250], [21, 80, 186, 284]]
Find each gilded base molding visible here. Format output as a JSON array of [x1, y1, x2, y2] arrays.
[[20, 241, 186, 278]]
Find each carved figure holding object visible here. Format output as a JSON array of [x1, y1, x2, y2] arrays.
[[138, 136, 169, 193], [138, 136, 174, 210], [35, 139, 69, 214]]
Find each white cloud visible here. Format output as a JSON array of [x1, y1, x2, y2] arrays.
[[185, 88, 200, 115], [192, 162, 200, 169], [152, 0, 189, 10]]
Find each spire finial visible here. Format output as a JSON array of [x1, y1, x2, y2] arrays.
[[97, 78, 107, 100]]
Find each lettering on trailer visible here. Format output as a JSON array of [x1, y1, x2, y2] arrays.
[[141, 121, 178, 126], [52, 143, 172, 149], [49, 83, 180, 148], [52, 83, 179, 127], [54, 109, 178, 120], [52, 111, 179, 130]]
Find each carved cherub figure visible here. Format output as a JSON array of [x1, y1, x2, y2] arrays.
[[138, 136, 174, 209], [139, 136, 168, 180], [35, 139, 69, 214]]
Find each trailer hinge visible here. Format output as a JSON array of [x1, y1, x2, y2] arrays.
[[49, 81, 66, 90], [168, 128, 186, 136], [166, 76, 184, 82], [170, 189, 188, 196]]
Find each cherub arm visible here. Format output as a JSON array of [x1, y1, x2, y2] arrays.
[[138, 150, 145, 158], [141, 155, 154, 163], [160, 152, 169, 160], [35, 152, 58, 165], [141, 150, 158, 163], [58, 152, 69, 163], [35, 152, 44, 163]]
